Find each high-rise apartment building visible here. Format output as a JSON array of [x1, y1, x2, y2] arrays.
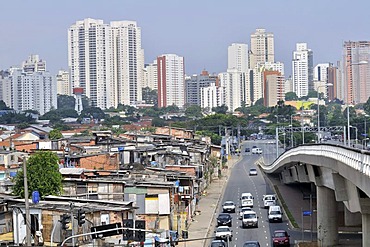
[[157, 54, 185, 108], [56, 70, 71, 96], [143, 60, 158, 90], [263, 71, 285, 107], [228, 43, 249, 73], [1, 65, 57, 115], [200, 82, 223, 112], [22, 55, 46, 73], [327, 64, 338, 101], [343, 41, 370, 104], [292, 43, 313, 98], [250, 28, 274, 69], [68, 18, 144, 109], [185, 70, 218, 106], [313, 63, 330, 98], [219, 69, 246, 112]]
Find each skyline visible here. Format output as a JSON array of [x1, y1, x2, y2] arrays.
[[1, 0, 370, 76]]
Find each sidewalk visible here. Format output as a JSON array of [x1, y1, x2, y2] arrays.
[[178, 155, 241, 247]]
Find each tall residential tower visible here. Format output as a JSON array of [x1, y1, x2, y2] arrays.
[[68, 18, 144, 109], [292, 43, 313, 98]]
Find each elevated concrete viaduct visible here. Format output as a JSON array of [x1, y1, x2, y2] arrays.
[[258, 144, 370, 247]]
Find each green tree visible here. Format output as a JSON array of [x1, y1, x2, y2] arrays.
[[57, 95, 76, 109], [0, 100, 10, 110], [12, 151, 62, 198], [285, 92, 298, 101], [364, 97, 370, 115], [142, 87, 158, 106], [49, 129, 63, 140], [185, 105, 203, 119], [212, 104, 228, 114], [81, 107, 106, 120]]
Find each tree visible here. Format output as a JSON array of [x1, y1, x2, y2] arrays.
[[364, 97, 370, 115], [212, 105, 228, 114], [57, 95, 76, 109], [285, 92, 298, 101], [49, 129, 63, 140], [185, 105, 203, 119], [12, 151, 62, 198]]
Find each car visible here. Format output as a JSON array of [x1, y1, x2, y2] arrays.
[[249, 168, 258, 176], [245, 147, 251, 152], [217, 213, 232, 227], [263, 194, 277, 208], [239, 207, 252, 219], [268, 205, 283, 223], [240, 192, 254, 207], [241, 210, 258, 228], [222, 201, 236, 213], [252, 145, 257, 148], [214, 226, 233, 242], [243, 241, 261, 247], [251, 148, 262, 154], [272, 230, 290, 247], [210, 239, 227, 247]]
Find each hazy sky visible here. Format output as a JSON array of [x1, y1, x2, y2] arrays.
[[1, 0, 370, 77]]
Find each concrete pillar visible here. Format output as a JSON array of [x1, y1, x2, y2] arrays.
[[344, 207, 362, 226], [317, 186, 338, 247], [362, 213, 370, 247]]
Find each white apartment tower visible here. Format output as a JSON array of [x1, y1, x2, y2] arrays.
[[292, 43, 314, 98], [228, 43, 249, 73], [250, 28, 275, 69], [144, 60, 158, 90], [157, 54, 185, 108], [68, 18, 144, 109], [219, 69, 246, 112], [22, 55, 46, 73], [56, 70, 71, 96]]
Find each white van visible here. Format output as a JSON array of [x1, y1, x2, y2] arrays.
[[241, 210, 258, 228], [263, 194, 277, 208], [240, 193, 254, 207], [268, 205, 282, 223]]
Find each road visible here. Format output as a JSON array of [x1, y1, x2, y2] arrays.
[[210, 139, 292, 247]]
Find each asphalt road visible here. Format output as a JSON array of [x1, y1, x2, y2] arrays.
[[211, 140, 293, 247]]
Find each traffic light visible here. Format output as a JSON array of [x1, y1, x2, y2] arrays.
[[182, 230, 188, 239], [122, 219, 134, 240], [77, 209, 86, 226], [60, 214, 71, 230], [134, 220, 146, 242]]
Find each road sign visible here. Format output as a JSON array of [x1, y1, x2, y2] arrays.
[[91, 223, 123, 239], [303, 210, 312, 216]]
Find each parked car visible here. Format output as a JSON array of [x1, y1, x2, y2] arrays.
[[222, 201, 236, 213], [243, 241, 261, 247], [210, 239, 227, 247], [249, 168, 258, 176], [245, 147, 251, 152], [217, 213, 232, 227], [272, 230, 290, 246], [251, 148, 262, 154], [214, 226, 233, 242]]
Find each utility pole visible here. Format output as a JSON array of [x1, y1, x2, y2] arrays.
[[23, 157, 31, 246]]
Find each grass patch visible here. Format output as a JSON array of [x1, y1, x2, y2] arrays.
[[274, 185, 299, 228]]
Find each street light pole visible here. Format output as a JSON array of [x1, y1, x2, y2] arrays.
[[346, 61, 368, 146], [23, 157, 31, 246], [316, 84, 333, 143]]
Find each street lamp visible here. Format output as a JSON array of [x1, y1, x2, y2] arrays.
[[346, 61, 368, 146], [290, 113, 300, 147], [317, 83, 333, 143], [350, 125, 358, 147]]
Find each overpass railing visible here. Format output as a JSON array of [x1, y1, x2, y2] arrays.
[[258, 144, 370, 177]]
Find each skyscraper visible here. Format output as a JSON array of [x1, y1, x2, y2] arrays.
[[292, 43, 313, 98], [263, 70, 285, 107], [228, 43, 249, 73], [250, 28, 274, 69], [343, 41, 370, 104], [56, 70, 71, 96], [157, 54, 185, 108], [185, 70, 218, 106], [219, 69, 246, 112], [68, 18, 144, 109], [1, 57, 57, 115]]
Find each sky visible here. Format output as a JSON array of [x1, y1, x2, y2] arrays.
[[1, 0, 370, 77]]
